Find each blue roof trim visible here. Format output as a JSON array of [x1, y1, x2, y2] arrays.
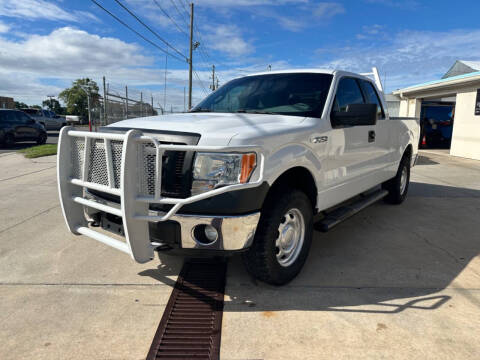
[[401, 70, 480, 91]]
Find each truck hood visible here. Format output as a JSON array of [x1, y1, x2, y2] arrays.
[[107, 112, 307, 146]]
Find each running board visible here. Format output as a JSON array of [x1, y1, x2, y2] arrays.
[[315, 189, 388, 232]]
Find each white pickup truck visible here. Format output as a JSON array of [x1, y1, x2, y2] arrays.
[[58, 69, 419, 285]]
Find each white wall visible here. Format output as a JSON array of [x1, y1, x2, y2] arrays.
[[398, 98, 422, 118], [451, 89, 480, 160]]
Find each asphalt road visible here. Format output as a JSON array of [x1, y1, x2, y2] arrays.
[[0, 131, 59, 154]]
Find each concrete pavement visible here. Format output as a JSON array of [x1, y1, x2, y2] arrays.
[[0, 151, 479, 359], [0, 153, 183, 359], [221, 151, 480, 359]]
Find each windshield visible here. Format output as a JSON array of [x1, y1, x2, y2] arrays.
[[192, 73, 333, 118]]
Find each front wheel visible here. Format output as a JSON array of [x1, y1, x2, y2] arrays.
[[242, 188, 313, 285], [382, 152, 411, 204], [37, 133, 47, 145], [3, 133, 15, 148]]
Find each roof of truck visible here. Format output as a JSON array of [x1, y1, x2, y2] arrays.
[[248, 68, 336, 77]]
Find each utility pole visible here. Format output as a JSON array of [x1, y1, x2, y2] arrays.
[[151, 95, 154, 116], [125, 85, 129, 119], [164, 54, 167, 111], [216, 78, 219, 90], [102, 76, 107, 125], [210, 64, 216, 91], [183, 87, 186, 112], [188, 2, 194, 110], [140, 92, 143, 117], [86, 92, 92, 132]]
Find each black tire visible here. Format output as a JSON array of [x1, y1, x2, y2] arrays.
[[382, 152, 411, 205], [3, 133, 15, 148], [37, 133, 47, 145], [242, 188, 313, 285]]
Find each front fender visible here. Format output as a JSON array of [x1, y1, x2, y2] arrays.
[[263, 143, 322, 187]]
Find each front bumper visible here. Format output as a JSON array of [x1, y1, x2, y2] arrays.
[[57, 127, 265, 263], [98, 206, 260, 251]]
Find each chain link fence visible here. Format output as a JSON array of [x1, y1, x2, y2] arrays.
[[90, 78, 168, 127]]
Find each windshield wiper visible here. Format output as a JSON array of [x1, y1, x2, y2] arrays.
[[234, 109, 276, 115], [189, 108, 212, 113]]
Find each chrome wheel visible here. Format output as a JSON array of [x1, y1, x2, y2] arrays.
[[400, 165, 408, 195], [275, 208, 305, 267]]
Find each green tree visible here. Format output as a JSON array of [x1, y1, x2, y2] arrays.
[[14, 101, 29, 109], [31, 105, 42, 109], [59, 78, 100, 119], [42, 98, 66, 115]]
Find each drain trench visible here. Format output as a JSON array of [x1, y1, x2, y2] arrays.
[[146, 260, 227, 360]]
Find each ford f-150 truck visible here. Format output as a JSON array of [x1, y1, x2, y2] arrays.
[[57, 69, 419, 285]]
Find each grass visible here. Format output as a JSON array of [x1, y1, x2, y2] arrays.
[[18, 144, 58, 158]]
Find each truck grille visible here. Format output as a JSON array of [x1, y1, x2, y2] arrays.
[[70, 137, 191, 199]]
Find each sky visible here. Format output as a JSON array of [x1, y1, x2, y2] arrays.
[[1, 0, 480, 111]]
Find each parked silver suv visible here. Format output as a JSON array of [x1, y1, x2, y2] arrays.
[[21, 108, 66, 131]]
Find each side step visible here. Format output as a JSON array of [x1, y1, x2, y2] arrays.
[[315, 189, 388, 232]]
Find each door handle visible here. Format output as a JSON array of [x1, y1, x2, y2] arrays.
[[368, 131, 376, 143]]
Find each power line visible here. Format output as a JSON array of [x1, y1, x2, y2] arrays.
[[90, 0, 185, 62], [169, 0, 190, 28], [193, 70, 209, 96], [180, 1, 221, 83], [152, 0, 188, 38], [113, 0, 187, 61]]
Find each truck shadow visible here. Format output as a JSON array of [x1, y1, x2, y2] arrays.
[[139, 181, 480, 314]]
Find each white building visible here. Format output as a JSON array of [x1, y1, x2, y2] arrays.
[[394, 60, 480, 160]]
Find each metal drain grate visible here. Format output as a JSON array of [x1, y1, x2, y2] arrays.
[[146, 260, 227, 360]]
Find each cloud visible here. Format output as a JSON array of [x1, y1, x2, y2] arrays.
[[314, 2, 345, 19], [0, 0, 98, 22], [193, 0, 308, 6], [0, 27, 151, 77], [364, 0, 420, 8], [356, 24, 386, 39], [203, 24, 254, 57], [315, 28, 480, 91], [0, 26, 212, 108], [0, 20, 9, 33]]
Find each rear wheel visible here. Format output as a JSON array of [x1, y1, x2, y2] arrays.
[[382, 152, 411, 204], [242, 188, 313, 285]]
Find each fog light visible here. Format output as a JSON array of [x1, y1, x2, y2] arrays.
[[204, 225, 218, 242], [193, 224, 218, 245]]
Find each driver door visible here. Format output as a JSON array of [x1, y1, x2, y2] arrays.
[[323, 77, 379, 204]]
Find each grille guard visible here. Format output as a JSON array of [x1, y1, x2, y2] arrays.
[[57, 126, 265, 263]]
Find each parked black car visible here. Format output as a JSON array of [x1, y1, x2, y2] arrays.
[[0, 109, 47, 147]]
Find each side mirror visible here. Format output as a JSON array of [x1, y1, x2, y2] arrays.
[[332, 103, 377, 127]]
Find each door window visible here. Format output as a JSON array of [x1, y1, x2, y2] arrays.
[[15, 112, 33, 124], [1, 111, 18, 124], [332, 78, 365, 113], [360, 80, 385, 119]]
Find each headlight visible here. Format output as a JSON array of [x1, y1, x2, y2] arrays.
[[191, 152, 256, 195]]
